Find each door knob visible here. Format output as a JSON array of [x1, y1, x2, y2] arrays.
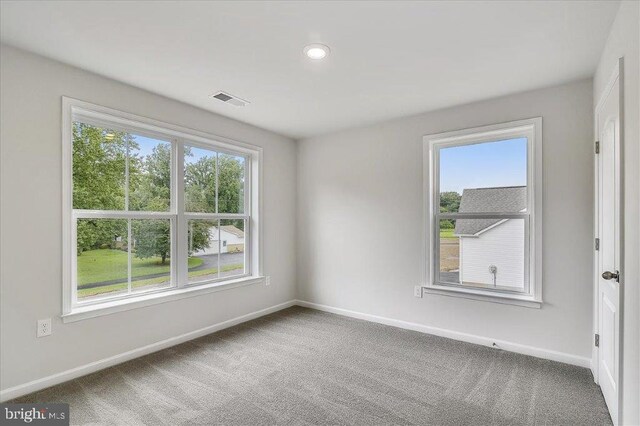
[[602, 270, 619, 281]]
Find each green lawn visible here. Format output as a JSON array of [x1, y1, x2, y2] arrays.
[[77, 249, 202, 286], [77, 275, 170, 298], [77, 249, 243, 299], [187, 264, 243, 279], [440, 229, 457, 239]]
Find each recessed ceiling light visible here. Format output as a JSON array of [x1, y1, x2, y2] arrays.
[[304, 44, 330, 60]]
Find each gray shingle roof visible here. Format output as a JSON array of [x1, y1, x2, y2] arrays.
[[220, 225, 244, 238], [453, 186, 526, 236]]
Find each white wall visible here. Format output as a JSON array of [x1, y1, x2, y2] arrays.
[[593, 2, 640, 424], [460, 219, 525, 289], [298, 79, 594, 360], [0, 45, 297, 392]]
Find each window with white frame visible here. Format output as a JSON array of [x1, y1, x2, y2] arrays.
[[423, 118, 542, 306], [63, 99, 262, 316]]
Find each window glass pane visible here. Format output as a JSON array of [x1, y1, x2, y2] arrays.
[[131, 219, 172, 293], [184, 146, 217, 213], [219, 219, 246, 278], [187, 219, 220, 284], [73, 122, 171, 212], [439, 219, 460, 284], [71, 110, 256, 309], [218, 153, 245, 214], [439, 138, 527, 213], [186, 219, 246, 285], [129, 136, 171, 212], [72, 122, 127, 210], [441, 218, 526, 291], [76, 218, 129, 301]]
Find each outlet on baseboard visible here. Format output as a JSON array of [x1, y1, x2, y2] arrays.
[[414, 285, 423, 298], [37, 318, 52, 337]]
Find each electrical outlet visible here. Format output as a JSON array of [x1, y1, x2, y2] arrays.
[[37, 318, 52, 337], [265, 276, 271, 286], [414, 285, 423, 298]]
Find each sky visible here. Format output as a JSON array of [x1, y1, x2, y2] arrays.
[[132, 135, 244, 165], [132, 135, 168, 159], [439, 137, 527, 194], [135, 133, 522, 194]]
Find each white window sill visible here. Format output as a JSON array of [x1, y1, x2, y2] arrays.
[[62, 276, 265, 323], [423, 284, 542, 309]]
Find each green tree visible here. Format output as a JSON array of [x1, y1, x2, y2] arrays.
[[184, 151, 245, 231], [439, 191, 462, 230], [73, 124, 246, 260], [132, 219, 171, 264], [131, 144, 172, 263], [439, 191, 461, 213], [184, 150, 217, 213], [130, 143, 171, 212], [187, 220, 215, 256], [218, 153, 244, 215], [73, 123, 137, 253]]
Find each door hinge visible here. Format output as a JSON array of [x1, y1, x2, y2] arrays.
[[595, 334, 600, 347], [595, 141, 600, 154], [595, 238, 600, 251]]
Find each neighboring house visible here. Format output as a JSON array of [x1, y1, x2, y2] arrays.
[[454, 186, 526, 289], [192, 225, 245, 255]]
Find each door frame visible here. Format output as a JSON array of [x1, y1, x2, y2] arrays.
[[592, 57, 624, 424]]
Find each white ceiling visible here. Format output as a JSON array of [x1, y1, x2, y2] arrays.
[[1, 1, 620, 139]]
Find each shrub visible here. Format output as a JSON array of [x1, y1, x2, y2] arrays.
[[440, 220, 454, 229]]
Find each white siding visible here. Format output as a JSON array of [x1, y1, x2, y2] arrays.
[[460, 219, 524, 289], [194, 228, 244, 255]]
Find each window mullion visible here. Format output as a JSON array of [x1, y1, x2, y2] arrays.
[[125, 134, 129, 211], [439, 212, 528, 220], [183, 213, 249, 220], [245, 155, 252, 276], [71, 218, 78, 307], [170, 139, 178, 290], [72, 210, 174, 219], [127, 219, 132, 294], [215, 152, 219, 214], [434, 210, 442, 273], [217, 219, 221, 281], [176, 140, 187, 288]]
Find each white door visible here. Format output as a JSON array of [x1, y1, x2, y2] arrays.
[[596, 64, 621, 425]]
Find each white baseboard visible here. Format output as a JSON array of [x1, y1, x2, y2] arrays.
[[296, 300, 592, 369], [0, 300, 296, 402]]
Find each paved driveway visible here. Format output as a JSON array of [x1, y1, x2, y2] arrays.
[[192, 252, 244, 270], [440, 271, 460, 283]]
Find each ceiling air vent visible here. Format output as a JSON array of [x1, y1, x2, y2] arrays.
[[210, 91, 249, 107]]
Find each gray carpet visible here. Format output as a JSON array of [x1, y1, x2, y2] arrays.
[[14, 306, 612, 425]]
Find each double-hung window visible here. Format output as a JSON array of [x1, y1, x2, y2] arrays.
[[423, 118, 542, 307], [62, 98, 262, 320]]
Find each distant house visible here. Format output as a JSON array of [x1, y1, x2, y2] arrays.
[[193, 225, 245, 255], [454, 186, 526, 289]]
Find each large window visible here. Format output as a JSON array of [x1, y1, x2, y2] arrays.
[[423, 118, 542, 307], [63, 99, 262, 319]]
